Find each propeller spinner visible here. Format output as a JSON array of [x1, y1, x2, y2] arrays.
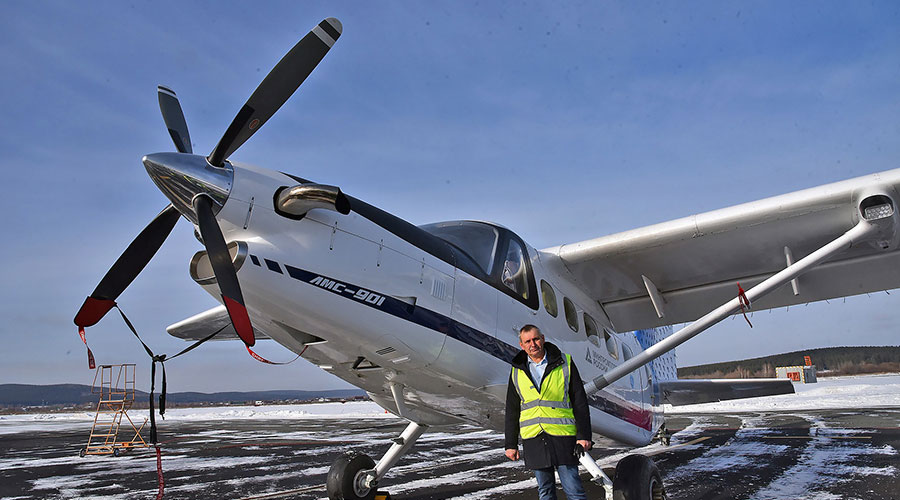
[[74, 18, 343, 347]]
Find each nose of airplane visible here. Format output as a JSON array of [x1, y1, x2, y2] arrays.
[[142, 152, 234, 223]]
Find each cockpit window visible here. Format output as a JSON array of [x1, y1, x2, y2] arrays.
[[501, 239, 529, 299], [419, 221, 498, 275]]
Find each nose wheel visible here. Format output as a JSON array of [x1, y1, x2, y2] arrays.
[[612, 454, 666, 500], [326, 421, 426, 500], [326, 452, 377, 500]]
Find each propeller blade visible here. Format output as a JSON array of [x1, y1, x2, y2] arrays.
[[207, 17, 342, 167], [193, 195, 255, 346], [74, 205, 181, 327], [157, 85, 193, 154]]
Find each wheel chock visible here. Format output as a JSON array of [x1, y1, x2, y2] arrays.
[[375, 492, 392, 500]]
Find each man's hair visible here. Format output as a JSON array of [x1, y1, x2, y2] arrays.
[[519, 324, 542, 339]]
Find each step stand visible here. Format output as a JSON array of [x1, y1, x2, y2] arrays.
[[81, 364, 149, 457]]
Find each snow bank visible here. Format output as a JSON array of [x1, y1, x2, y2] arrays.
[[1, 373, 897, 433], [0, 401, 393, 435], [160, 401, 391, 421], [665, 373, 900, 414]]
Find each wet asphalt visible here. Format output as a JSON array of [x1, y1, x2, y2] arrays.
[[1, 408, 898, 499]]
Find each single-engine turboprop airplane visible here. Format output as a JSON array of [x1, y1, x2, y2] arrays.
[[74, 17, 900, 500]]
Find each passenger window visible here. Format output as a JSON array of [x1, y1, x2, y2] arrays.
[[584, 313, 599, 344], [501, 240, 529, 299], [541, 280, 558, 317], [604, 329, 619, 360], [622, 343, 633, 362], [563, 297, 578, 332]]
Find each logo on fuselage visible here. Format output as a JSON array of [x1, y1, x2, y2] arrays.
[[585, 348, 614, 372]]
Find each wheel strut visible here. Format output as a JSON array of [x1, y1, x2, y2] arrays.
[[579, 453, 614, 500], [362, 421, 427, 489]]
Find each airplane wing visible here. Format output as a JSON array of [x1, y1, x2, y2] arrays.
[[167, 305, 271, 341], [544, 168, 900, 333], [659, 378, 794, 406]]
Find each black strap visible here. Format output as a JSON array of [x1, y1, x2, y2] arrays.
[[115, 306, 226, 443]]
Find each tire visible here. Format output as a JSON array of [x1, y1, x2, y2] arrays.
[[326, 452, 377, 500], [113, 448, 120, 457], [79, 448, 86, 458], [612, 454, 666, 500]]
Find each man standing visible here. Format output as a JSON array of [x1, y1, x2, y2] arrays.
[[506, 324, 592, 500]]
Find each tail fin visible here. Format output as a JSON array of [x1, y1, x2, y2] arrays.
[[634, 326, 677, 381]]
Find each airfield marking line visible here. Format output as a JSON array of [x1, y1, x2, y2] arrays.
[[761, 436, 872, 440], [240, 484, 325, 499], [646, 436, 711, 456], [218, 440, 348, 448]]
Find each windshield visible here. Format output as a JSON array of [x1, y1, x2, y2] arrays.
[[420, 221, 499, 275]]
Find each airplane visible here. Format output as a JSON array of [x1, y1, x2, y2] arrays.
[[73, 17, 900, 500]]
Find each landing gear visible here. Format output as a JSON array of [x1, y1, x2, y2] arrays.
[[578, 452, 615, 499], [326, 453, 377, 500], [326, 421, 427, 500], [612, 454, 666, 500], [656, 423, 671, 446]]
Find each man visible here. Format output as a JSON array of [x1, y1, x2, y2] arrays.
[[506, 324, 592, 500]]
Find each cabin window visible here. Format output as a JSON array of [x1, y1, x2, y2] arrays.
[[584, 313, 599, 342], [622, 343, 633, 362], [563, 297, 578, 332], [501, 239, 529, 300], [420, 221, 498, 275], [541, 280, 558, 317], [604, 328, 619, 359]]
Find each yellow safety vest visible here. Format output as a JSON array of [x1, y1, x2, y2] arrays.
[[512, 353, 576, 439]]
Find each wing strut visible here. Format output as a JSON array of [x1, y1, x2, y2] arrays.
[[584, 218, 881, 397]]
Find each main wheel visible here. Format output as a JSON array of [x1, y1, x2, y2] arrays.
[[326, 452, 377, 500], [612, 454, 666, 500]]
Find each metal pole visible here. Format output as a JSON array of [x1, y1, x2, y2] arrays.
[[584, 220, 877, 397]]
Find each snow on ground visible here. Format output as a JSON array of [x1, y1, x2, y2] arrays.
[[665, 373, 900, 414], [159, 401, 392, 421], [0, 373, 897, 434], [0, 401, 393, 435]]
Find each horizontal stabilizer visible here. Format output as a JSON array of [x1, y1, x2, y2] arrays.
[[660, 378, 794, 406], [167, 305, 270, 341]]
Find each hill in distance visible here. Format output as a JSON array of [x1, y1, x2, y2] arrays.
[[678, 345, 900, 379], [0, 384, 365, 410]]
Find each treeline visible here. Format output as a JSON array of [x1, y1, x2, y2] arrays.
[[678, 346, 900, 379], [0, 384, 366, 408]]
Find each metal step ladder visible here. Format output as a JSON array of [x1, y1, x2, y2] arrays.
[[80, 364, 149, 457]]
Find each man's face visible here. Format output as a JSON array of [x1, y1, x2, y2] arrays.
[[519, 329, 545, 361]]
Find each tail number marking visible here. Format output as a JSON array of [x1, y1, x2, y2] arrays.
[[309, 276, 386, 307]]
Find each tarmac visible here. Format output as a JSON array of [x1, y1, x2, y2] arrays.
[[1, 408, 898, 499]]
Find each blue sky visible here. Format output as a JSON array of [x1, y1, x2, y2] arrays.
[[1, 1, 898, 392]]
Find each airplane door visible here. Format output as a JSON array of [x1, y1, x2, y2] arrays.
[[428, 269, 500, 388], [641, 365, 652, 409], [497, 293, 539, 353], [621, 342, 647, 413], [451, 269, 498, 338]]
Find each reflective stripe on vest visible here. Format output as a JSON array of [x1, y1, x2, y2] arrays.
[[512, 353, 576, 439]]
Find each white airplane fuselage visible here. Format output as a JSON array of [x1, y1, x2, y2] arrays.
[[192, 160, 668, 446]]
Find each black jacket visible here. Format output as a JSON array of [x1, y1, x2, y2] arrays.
[[504, 342, 592, 469]]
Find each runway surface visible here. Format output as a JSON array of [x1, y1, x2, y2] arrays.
[[1, 407, 897, 499]]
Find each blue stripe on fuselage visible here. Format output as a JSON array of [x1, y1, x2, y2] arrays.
[[269, 258, 644, 428]]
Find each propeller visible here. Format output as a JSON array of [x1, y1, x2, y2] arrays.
[[208, 17, 342, 167], [193, 195, 255, 346], [74, 18, 343, 348], [74, 205, 181, 327], [157, 85, 192, 154]]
